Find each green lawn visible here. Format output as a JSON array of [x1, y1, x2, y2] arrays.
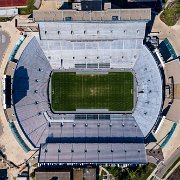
[[160, 0, 180, 26], [0, 17, 13, 22], [104, 163, 156, 180], [51, 72, 134, 111], [19, 0, 38, 15]]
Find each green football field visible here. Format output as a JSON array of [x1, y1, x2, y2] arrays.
[[51, 72, 134, 111]]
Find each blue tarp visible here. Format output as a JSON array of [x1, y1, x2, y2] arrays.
[[161, 123, 177, 149]]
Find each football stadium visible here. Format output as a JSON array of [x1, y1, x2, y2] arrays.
[[10, 8, 163, 165]]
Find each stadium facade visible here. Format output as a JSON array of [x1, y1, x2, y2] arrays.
[[12, 6, 163, 165]]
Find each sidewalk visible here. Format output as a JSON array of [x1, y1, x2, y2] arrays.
[[164, 161, 180, 179], [148, 148, 180, 180], [0, 20, 34, 166], [150, 14, 180, 56]]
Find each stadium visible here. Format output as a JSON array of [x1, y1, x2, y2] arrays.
[[11, 10, 163, 165]]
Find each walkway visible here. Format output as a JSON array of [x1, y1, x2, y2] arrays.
[[99, 166, 115, 180], [150, 14, 180, 56], [99, 166, 110, 176], [0, 20, 35, 178], [165, 161, 180, 179], [148, 148, 180, 179], [0, 31, 10, 61]]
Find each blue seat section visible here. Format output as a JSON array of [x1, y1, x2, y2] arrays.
[[9, 35, 26, 61], [164, 38, 177, 59]]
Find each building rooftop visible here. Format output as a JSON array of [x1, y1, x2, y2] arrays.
[[33, 9, 151, 22], [35, 171, 70, 180]]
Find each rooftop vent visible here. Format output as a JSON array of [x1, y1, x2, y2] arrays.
[[112, 16, 118, 21], [65, 17, 72, 21]]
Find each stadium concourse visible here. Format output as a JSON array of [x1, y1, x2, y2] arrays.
[[11, 10, 163, 165]]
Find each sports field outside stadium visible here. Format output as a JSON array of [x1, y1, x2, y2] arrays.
[[51, 72, 134, 112]]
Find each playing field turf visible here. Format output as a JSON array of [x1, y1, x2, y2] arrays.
[[51, 72, 134, 111]]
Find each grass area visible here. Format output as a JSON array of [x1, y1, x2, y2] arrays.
[[167, 165, 180, 180], [19, 0, 38, 15], [162, 0, 168, 3], [51, 72, 134, 111], [160, 0, 180, 26], [99, 170, 107, 180], [0, 17, 13, 22], [162, 156, 180, 178], [133, 163, 156, 180], [104, 163, 156, 180]]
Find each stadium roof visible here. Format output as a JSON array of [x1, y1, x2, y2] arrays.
[[38, 21, 146, 40], [39, 143, 147, 164]]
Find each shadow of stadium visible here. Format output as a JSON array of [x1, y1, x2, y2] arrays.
[[12, 66, 29, 104], [46, 137, 145, 144]]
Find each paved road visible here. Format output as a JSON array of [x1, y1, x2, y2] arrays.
[[155, 147, 180, 179]]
